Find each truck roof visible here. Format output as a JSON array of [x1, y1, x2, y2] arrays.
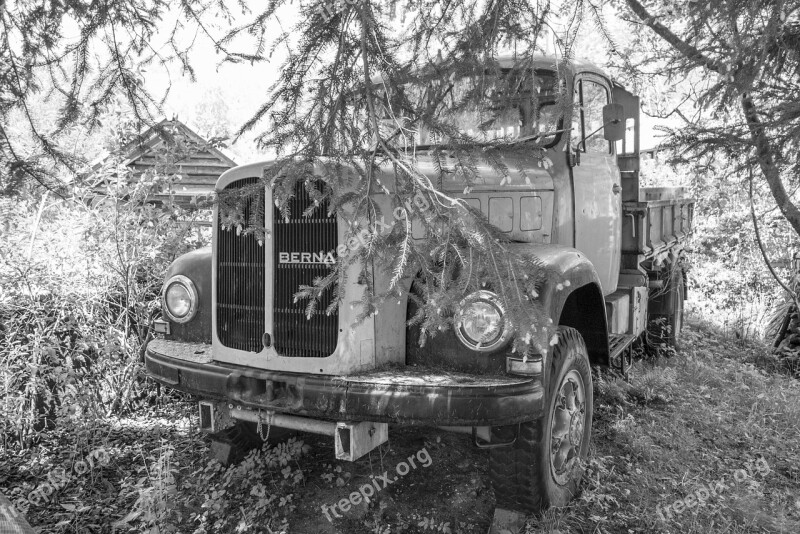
[[221, 56, 617, 180], [369, 54, 612, 87], [493, 54, 609, 80]]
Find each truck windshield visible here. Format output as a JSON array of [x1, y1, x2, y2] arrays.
[[378, 69, 564, 149]]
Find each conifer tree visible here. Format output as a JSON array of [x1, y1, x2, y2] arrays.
[[615, 0, 800, 241]]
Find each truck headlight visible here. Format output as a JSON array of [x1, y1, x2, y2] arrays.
[[454, 290, 513, 352], [163, 275, 198, 323]]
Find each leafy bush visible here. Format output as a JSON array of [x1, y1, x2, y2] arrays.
[[640, 155, 794, 340], [184, 438, 309, 534], [0, 168, 208, 448]]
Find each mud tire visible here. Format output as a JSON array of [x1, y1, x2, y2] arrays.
[[489, 326, 593, 513]]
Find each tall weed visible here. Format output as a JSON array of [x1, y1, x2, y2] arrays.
[[0, 168, 208, 448]]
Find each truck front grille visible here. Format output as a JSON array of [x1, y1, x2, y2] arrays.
[[216, 177, 265, 352], [273, 182, 339, 357]]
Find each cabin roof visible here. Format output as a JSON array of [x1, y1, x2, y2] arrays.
[[116, 118, 236, 168], [90, 118, 237, 205]]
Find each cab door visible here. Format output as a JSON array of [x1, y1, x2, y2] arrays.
[[570, 75, 621, 295]]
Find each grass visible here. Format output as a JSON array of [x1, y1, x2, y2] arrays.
[[528, 316, 800, 534], [2, 318, 799, 533]]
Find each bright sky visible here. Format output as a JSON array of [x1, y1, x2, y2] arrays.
[[143, 4, 302, 163], [154, 41, 281, 163]]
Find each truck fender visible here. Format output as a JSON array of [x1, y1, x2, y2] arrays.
[[506, 243, 610, 367], [163, 247, 212, 343]]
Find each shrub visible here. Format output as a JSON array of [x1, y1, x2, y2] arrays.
[[0, 168, 208, 448]]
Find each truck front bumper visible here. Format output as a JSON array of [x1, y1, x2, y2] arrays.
[[145, 339, 544, 426]]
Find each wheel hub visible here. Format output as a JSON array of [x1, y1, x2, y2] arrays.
[[550, 369, 586, 485], [569, 411, 584, 446]]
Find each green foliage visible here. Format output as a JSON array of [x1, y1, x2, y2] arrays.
[[0, 159, 206, 447], [638, 153, 794, 340], [692, 171, 793, 338], [117, 442, 180, 529], [113, 436, 304, 533], [183, 438, 309, 534]]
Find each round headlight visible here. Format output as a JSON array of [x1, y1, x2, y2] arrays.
[[454, 290, 513, 352], [163, 275, 198, 323]]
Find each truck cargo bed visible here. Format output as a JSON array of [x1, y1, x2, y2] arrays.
[[621, 186, 694, 262]]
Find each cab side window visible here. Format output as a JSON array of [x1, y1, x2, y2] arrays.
[[574, 79, 611, 154]]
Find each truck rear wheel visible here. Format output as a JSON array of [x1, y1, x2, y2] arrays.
[[672, 274, 685, 345], [489, 326, 593, 513], [650, 269, 685, 349]]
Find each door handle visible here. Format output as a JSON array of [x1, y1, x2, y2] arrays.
[[612, 183, 621, 195]]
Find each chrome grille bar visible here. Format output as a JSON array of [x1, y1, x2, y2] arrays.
[[216, 177, 266, 352]]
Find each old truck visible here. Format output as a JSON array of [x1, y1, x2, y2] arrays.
[[144, 56, 693, 529]]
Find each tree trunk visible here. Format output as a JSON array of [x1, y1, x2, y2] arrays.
[[740, 94, 800, 237], [624, 0, 800, 239]]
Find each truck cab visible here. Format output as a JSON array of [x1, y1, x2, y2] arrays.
[[145, 55, 693, 531]]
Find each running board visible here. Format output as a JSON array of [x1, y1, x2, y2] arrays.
[[609, 333, 637, 377]]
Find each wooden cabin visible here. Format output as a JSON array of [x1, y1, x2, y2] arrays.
[[92, 119, 237, 209]]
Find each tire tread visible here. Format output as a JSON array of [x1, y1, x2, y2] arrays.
[[489, 326, 589, 513]]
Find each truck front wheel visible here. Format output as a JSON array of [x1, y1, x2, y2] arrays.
[[489, 326, 593, 513]]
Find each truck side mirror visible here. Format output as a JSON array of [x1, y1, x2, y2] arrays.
[[603, 103, 625, 142]]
